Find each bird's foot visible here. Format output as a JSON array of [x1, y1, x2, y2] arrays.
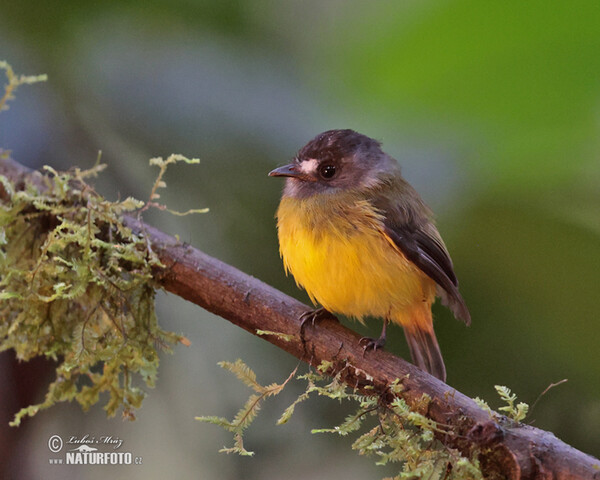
[[300, 307, 337, 331], [359, 336, 386, 354], [300, 308, 338, 345]]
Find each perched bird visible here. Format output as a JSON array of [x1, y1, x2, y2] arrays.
[[269, 129, 470, 382]]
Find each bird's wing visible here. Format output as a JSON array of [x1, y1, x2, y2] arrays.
[[382, 217, 471, 326]]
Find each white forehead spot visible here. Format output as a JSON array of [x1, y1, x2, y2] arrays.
[[299, 158, 319, 174]]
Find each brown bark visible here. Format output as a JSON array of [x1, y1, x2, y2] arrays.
[[1, 157, 598, 480]]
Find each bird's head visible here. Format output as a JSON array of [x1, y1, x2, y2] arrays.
[[269, 129, 398, 198]]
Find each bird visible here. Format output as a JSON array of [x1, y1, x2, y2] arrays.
[[269, 129, 470, 382]]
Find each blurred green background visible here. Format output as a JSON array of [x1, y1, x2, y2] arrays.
[[1, 1, 599, 478]]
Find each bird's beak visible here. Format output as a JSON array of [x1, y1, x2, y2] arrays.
[[268, 164, 301, 178]]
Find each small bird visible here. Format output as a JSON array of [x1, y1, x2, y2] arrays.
[[269, 129, 470, 382]]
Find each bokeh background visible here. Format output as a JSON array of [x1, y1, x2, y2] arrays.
[[1, 1, 599, 478]]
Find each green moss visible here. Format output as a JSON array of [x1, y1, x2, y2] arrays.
[[0, 60, 47, 113], [198, 360, 484, 480], [196, 359, 297, 456], [0, 63, 205, 424], [0, 161, 191, 423], [495, 385, 529, 423]]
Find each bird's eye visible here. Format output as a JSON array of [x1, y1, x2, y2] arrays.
[[318, 163, 336, 179]]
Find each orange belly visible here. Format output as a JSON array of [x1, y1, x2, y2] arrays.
[[276, 195, 436, 331]]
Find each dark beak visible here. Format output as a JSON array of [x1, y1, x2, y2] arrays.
[[268, 164, 301, 178]]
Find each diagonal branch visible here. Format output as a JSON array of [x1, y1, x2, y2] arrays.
[[1, 157, 598, 480]]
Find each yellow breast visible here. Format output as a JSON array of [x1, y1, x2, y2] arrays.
[[275, 194, 435, 328]]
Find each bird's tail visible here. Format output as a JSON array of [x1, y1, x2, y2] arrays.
[[403, 327, 446, 382]]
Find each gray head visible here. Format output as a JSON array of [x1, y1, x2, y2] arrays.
[[269, 129, 399, 198]]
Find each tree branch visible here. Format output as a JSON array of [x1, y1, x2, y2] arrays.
[[1, 157, 598, 480]]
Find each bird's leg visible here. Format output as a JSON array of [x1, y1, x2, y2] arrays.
[[359, 320, 387, 353]]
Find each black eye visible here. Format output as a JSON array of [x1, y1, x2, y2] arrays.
[[319, 163, 336, 179]]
